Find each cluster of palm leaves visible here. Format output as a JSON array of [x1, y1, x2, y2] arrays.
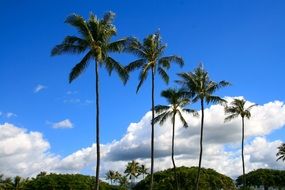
[[277, 143, 285, 162], [106, 161, 148, 188], [0, 175, 27, 190], [51, 11, 263, 190]]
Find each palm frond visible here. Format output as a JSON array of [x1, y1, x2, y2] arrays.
[[206, 95, 227, 105], [124, 39, 147, 58], [51, 35, 88, 56], [157, 67, 169, 84], [65, 14, 90, 39], [125, 59, 146, 72], [136, 64, 151, 93], [108, 37, 134, 52], [158, 111, 173, 126], [224, 113, 239, 123], [69, 51, 93, 83], [159, 55, 184, 68], [102, 11, 115, 25], [105, 57, 128, 84], [177, 110, 189, 128], [183, 108, 199, 117], [154, 105, 170, 114]]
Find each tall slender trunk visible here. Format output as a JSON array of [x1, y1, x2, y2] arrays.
[[172, 112, 179, 190], [150, 67, 155, 190], [195, 99, 204, 190], [241, 117, 246, 188], [95, 61, 100, 190]]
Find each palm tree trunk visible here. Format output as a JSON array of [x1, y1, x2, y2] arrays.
[[95, 61, 100, 190], [242, 117, 246, 188], [150, 67, 155, 190], [196, 99, 204, 190], [172, 112, 179, 190]]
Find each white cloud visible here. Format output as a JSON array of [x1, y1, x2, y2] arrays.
[[34, 84, 46, 93], [52, 119, 73, 129], [0, 123, 60, 177], [1, 98, 285, 179], [6, 112, 17, 118], [0, 112, 17, 119]]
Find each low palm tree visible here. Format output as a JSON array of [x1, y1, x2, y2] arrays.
[[51, 12, 130, 190], [154, 88, 197, 190], [224, 98, 256, 189], [119, 175, 129, 189], [125, 33, 184, 190], [277, 143, 285, 162], [139, 164, 149, 180], [177, 64, 230, 190], [106, 170, 116, 185], [124, 160, 140, 186]]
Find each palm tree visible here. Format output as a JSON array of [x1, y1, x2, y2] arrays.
[[139, 164, 149, 180], [125, 33, 184, 190], [114, 171, 122, 185], [276, 143, 285, 162], [106, 170, 116, 185], [124, 160, 140, 186], [224, 98, 256, 189], [154, 88, 197, 190], [51, 12, 130, 190], [177, 64, 230, 190], [118, 175, 129, 189]]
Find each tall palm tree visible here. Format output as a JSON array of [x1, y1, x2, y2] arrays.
[[139, 164, 149, 180], [51, 12, 129, 190], [125, 33, 184, 190], [276, 143, 285, 162], [177, 64, 230, 190], [154, 88, 197, 190], [124, 160, 140, 185], [224, 98, 256, 188]]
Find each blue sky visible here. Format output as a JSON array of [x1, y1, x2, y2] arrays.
[[0, 0, 285, 177]]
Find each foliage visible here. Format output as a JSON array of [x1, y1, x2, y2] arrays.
[[133, 166, 237, 190], [19, 173, 117, 190], [276, 143, 285, 162], [236, 168, 285, 189]]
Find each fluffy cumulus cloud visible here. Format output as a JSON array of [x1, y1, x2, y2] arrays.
[[52, 119, 73, 129], [0, 123, 60, 177], [1, 97, 285, 178]]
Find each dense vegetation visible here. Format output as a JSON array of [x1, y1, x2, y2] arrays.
[[133, 166, 237, 190], [236, 169, 285, 190], [0, 173, 119, 190]]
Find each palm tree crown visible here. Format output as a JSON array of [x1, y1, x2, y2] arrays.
[[154, 88, 196, 127], [276, 143, 285, 161], [124, 160, 140, 185], [224, 98, 256, 121], [139, 164, 149, 179], [126, 32, 184, 92], [51, 12, 129, 83], [177, 64, 230, 104]]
